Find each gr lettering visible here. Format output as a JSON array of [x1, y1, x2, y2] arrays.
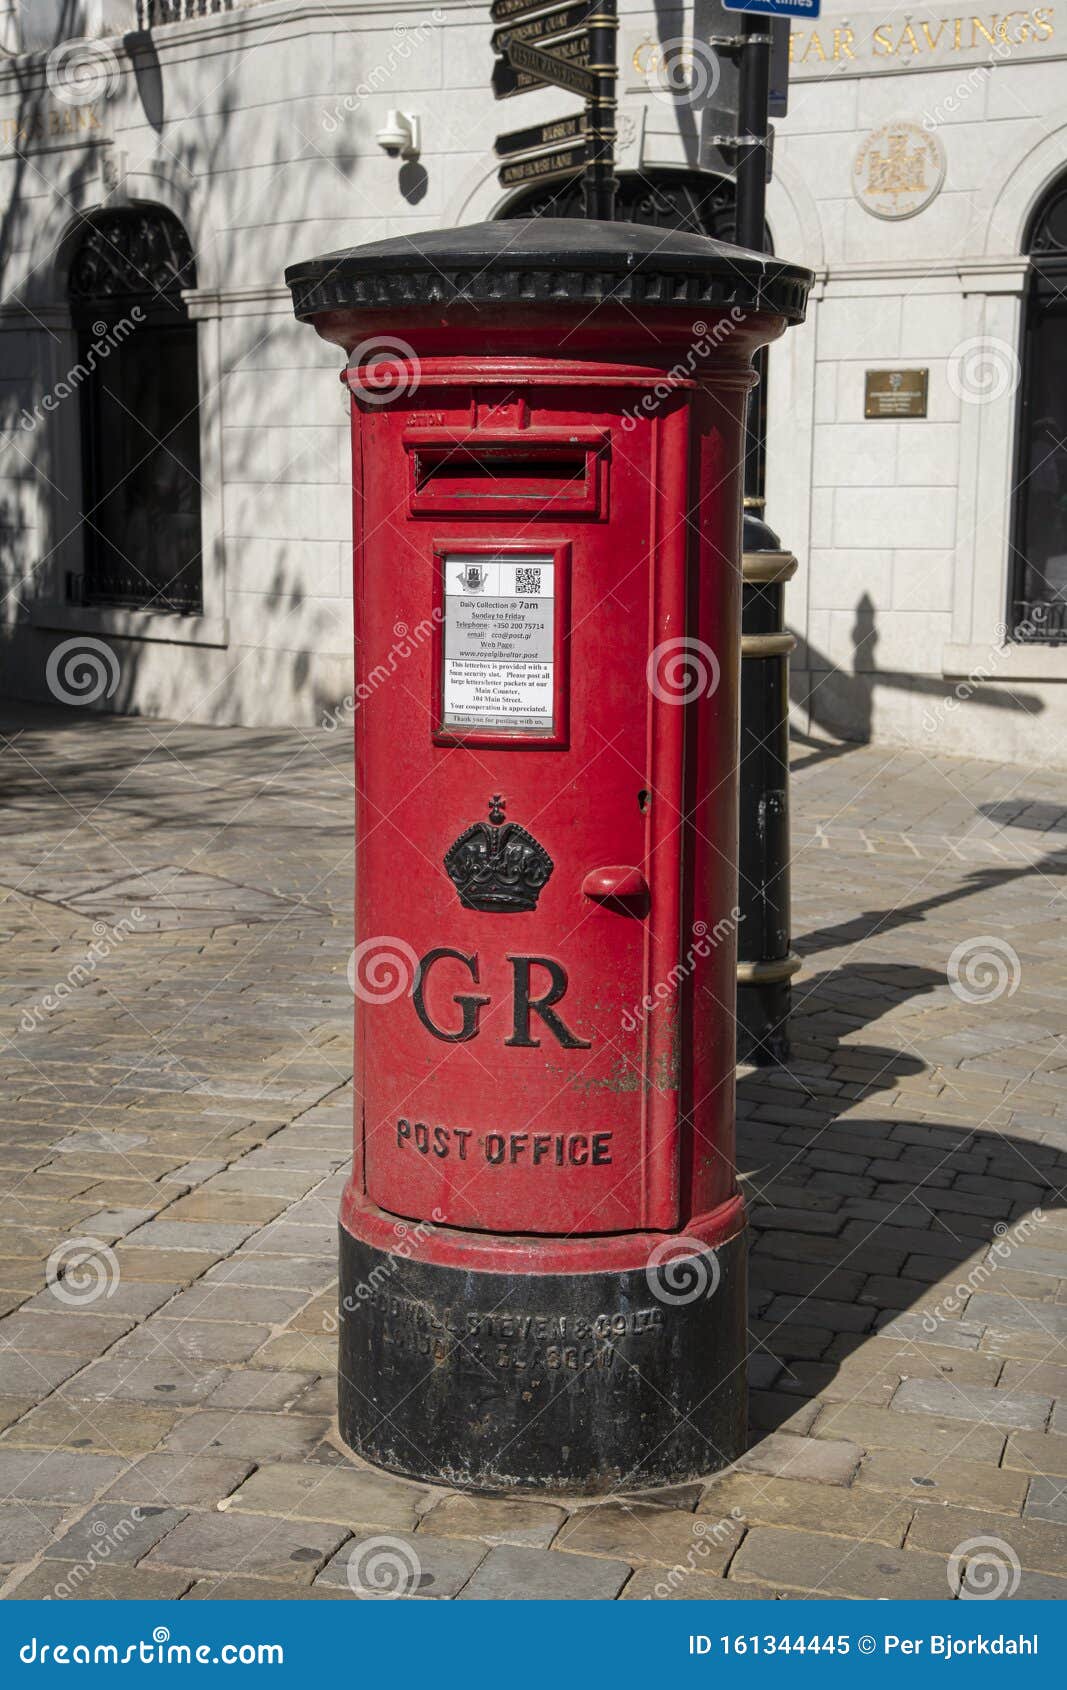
[[412, 949, 590, 1049]]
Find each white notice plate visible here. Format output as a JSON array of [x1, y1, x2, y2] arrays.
[[442, 553, 555, 733]]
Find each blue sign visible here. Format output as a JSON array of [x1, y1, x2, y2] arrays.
[[723, 0, 820, 16]]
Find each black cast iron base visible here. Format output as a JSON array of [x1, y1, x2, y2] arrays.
[[337, 1225, 747, 1495]]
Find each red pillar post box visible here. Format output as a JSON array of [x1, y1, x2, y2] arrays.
[[287, 221, 811, 1493]]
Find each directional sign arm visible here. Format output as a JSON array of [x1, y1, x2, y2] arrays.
[[501, 34, 597, 99]]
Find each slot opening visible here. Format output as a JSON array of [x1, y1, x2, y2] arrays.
[[414, 448, 588, 501]]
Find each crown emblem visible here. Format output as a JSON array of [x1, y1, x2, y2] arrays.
[[444, 795, 553, 914]]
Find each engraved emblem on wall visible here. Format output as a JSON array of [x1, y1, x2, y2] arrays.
[[852, 120, 946, 219]]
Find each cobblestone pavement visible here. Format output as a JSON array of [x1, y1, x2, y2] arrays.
[[1, 706, 1066, 1601]]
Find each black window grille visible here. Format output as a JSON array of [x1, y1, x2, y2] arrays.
[[1009, 174, 1067, 643], [68, 205, 203, 615]]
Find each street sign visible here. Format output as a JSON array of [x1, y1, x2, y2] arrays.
[[492, 56, 542, 98], [499, 33, 597, 98], [723, 0, 819, 17], [490, 0, 562, 20], [490, 0, 616, 219], [495, 111, 585, 158], [768, 18, 790, 116], [491, 2, 591, 53], [499, 140, 586, 188]]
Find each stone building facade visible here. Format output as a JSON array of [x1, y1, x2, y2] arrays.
[[0, 0, 1065, 763]]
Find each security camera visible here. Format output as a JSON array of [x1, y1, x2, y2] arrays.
[[375, 111, 420, 161]]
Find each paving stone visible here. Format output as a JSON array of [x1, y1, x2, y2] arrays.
[[241, 1225, 337, 1256], [810, 1403, 1006, 1463], [67, 1354, 228, 1406], [229, 1460, 427, 1529], [203, 1255, 335, 1290], [156, 1285, 310, 1325], [164, 1411, 329, 1461], [101, 1454, 254, 1508], [1024, 1476, 1067, 1524], [998, 1359, 1067, 1396], [1008, 1568, 1067, 1598], [967, 1294, 1067, 1339], [0, 1449, 126, 1502], [22, 1281, 182, 1322], [420, 1493, 564, 1549], [855, 1448, 1028, 1515], [202, 1370, 313, 1411], [113, 1247, 222, 1282], [736, 1431, 861, 1485], [762, 1295, 876, 1334], [44, 1503, 187, 1562], [114, 1320, 271, 1364], [315, 1530, 483, 1598], [0, 1502, 67, 1564], [457, 1544, 630, 1601], [0, 1353, 86, 1397], [555, 1501, 741, 1571], [730, 1528, 959, 1599], [164, 1191, 289, 1225], [121, 1220, 260, 1253], [288, 1375, 335, 1416], [248, 1332, 336, 1371], [0, 1310, 132, 1357], [10, 1565, 193, 1600], [185, 1576, 353, 1599], [872, 1313, 985, 1350], [979, 1326, 1067, 1364], [0, 1397, 34, 1432], [75, 1208, 156, 1239], [1004, 1430, 1067, 1477], [621, 1568, 784, 1600], [907, 1504, 1067, 1573], [2, 1398, 179, 1454], [991, 1244, 1067, 1279], [206, 1170, 323, 1198], [891, 1377, 1052, 1430], [748, 1391, 821, 1435], [698, 1472, 913, 1545], [143, 1510, 348, 1582]]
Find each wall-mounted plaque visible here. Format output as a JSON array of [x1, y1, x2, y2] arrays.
[[864, 368, 929, 418], [852, 122, 945, 220]]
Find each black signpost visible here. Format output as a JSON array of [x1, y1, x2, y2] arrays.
[[492, 1, 616, 219], [728, 7, 802, 1064]]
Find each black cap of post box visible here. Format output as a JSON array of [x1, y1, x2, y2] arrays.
[[285, 218, 812, 325]]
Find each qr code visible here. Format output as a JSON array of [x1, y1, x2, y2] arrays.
[[515, 567, 542, 595]]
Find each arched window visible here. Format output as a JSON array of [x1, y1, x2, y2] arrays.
[[500, 169, 770, 500], [1010, 175, 1067, 643], [68, 205, 202, 614]]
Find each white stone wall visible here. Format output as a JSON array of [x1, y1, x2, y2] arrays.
[[768, 2, 1067, 765], [1, 0, 1066, 758]]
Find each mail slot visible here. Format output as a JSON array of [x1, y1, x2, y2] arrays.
[[407, 428, 607, 515], [287, 219, 812, 1492]]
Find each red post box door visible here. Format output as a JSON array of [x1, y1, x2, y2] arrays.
[[354, 397, 701, 1238]]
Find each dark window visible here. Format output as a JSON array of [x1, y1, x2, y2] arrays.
[[498, 170, 770, 504], [68, 206, 202, 615], [1010, 175, 1067, 643]]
